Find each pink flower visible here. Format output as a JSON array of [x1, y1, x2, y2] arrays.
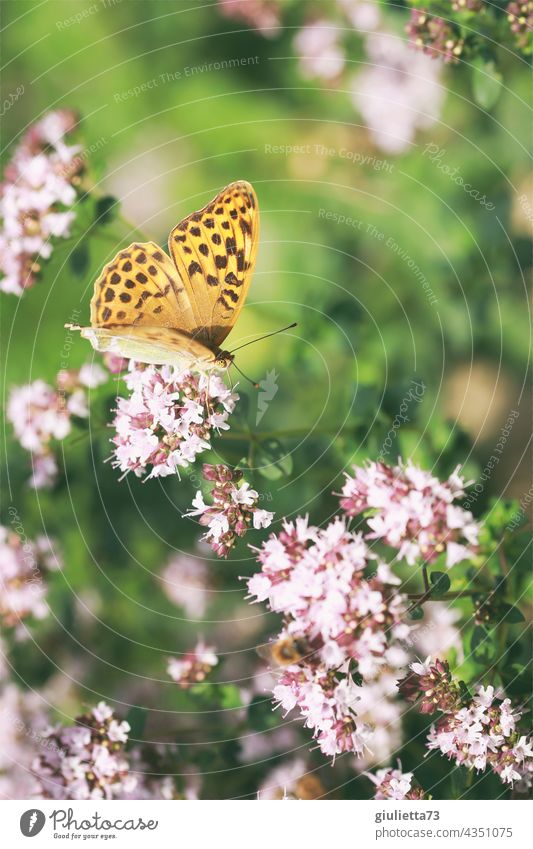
[[0, 524, 60, 628], [187, 464, 274, 558], [339, 459, 479, 567], [34, 702, 136, 800], [111, 364, 237, 480], [398, 657, 462, 714], [366, 763, 425, 799], [1, 109, 82, 295], [167, 640, 218, 689]]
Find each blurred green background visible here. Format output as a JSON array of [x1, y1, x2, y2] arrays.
[[1, 0, 531, 799]]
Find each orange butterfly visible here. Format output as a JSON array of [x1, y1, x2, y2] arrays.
[[66, 181, 259, 370]]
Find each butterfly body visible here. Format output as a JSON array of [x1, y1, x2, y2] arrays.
[[66, 181, 259, 370]]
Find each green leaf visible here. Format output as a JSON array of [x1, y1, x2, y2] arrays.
[[470, 625, 496, 662], [69, 243, 90, 276], [430, 571, 451, 598], [95, 194, 119, 225], [256, 438, 293, 480], [409, 606, 424, 621], [499, 602, 525, 624], [472, 59, 503, 111]]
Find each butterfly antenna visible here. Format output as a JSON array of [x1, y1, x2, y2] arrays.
[[231, 362, 260, 389], [229, 322, 297, 354]]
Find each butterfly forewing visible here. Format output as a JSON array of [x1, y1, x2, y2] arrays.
[[168, 180, 259, 347], [90, 240, 196, 332], [80, 325, 217, 369]]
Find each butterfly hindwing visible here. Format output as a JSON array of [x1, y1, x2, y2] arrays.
[[168, 180, 259, 347], [90, 240, 196, 332]]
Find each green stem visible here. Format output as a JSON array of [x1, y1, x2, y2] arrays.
[[220, 426, 341, 442], [407, 589, 479, 611]]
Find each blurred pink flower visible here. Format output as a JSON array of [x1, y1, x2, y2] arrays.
[[219, 0, 280, 35], [0, 524, 60, 628], [0, 684, 48, 800], [294, 21, 345, 80], [507, 2, 533, 50], [351, 31, 444, 153], [167, 640, 218, 689], [258, 758, 325, 799], [160, 552, 211, 618], [7, 364, 108, 488], [1, 109, 82, 295], [338, 0, 380, 31]]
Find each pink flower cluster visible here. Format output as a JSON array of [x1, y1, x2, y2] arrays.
[[400, 659, 533, 787], [248, 515, 410, 757], [187, 464, 274, 557], [366, 764, 425, 799], [406, 9, 464, 63], [507, 1, 533, 49], [1, 109, 82, 295], [339, 460, 479, 567], [167, 640, 218, 689], [8, 363, 108, 488], [111, 364, 237, 480], [273, 663, 371, 759], [0, 523, 60, 628], [34, 701, 135, 800], [248, 516, 408, 676]]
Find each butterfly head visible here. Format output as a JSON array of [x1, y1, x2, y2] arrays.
[[214, 350, 234, 369]]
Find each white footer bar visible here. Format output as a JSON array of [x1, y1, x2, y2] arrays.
[[2, 799, 530, 849]]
